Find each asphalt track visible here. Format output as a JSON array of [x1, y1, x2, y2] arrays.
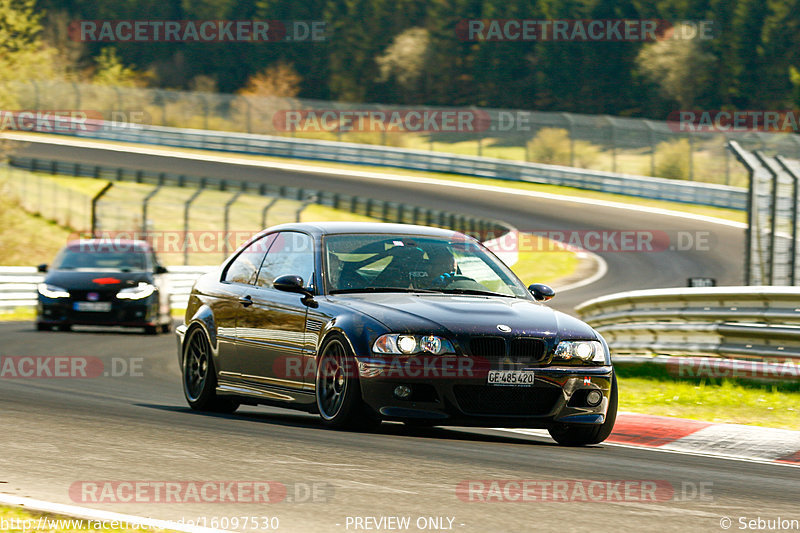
[[3, 140, 796, 532]]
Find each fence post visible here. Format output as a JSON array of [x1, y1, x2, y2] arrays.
[[605, 116, 617, 173], [776, 156, 800, 285], [141, 184, 162, 238], [91, 182, 114, 237], [754, 151, 779, 285], [729, 141, 755, 285], [561, 113, 575, 167], [296, 192, 317, 222], [183, 187, 204, 265], [261, 196, 280, 229], [645, 121, 657, 176], [223, 191, 243, 259]]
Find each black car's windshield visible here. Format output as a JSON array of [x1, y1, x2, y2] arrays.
[[52, 246, 149, 271], [324, 234, 528, 298]]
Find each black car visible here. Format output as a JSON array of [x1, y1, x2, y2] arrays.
[[176, 222, 617, 445], [36, 239, 172, 334]]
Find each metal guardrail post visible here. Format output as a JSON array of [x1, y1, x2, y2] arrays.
[[183, 187, 204, 266], [90, 182, 113, 237]]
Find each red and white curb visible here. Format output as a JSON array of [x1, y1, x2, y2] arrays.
[[499, 412, 800, 466]]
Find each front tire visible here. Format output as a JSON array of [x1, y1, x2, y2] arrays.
[[315, 334, 380, 430], [548, 372, 618, 446], [182, 326, 239, 413]]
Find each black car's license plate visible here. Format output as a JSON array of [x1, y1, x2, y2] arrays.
[[74, 301, 112, 312], [487, 370, 535, 386]]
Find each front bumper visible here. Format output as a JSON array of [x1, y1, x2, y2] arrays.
[[357, 356, 613, 428], [37, 296, 159, 327]]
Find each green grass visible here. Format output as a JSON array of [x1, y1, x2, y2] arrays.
[[616, 364, 800, 430], [0, 183, 74, 266], [510, 234, 578, 286], [0, 505, 173, 532]]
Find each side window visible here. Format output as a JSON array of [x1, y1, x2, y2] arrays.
[[224, 234, 276, 285], [256, 232, 315, 289]]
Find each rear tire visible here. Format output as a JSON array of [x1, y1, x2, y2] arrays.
[[182, 326, 239, 414], [548, 372, 618, 446], [36, 323, 50, 331], [57, 324, 71, 332], [315, 334, 381, 430]]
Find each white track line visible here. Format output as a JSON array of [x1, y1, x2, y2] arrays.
[[4, 134, 747, 229], [554, 251, 609, 293], [0, 494, 231, 533]]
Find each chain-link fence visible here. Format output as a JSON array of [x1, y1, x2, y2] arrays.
[[3, 159, 511, 267], [7, 81, 800, 188]]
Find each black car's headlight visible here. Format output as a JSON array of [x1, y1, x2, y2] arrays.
[[373, 334, 456, 355], [116, 283, 156, 300], [38, 283, 70, 299], [553, 340, 605, 363]]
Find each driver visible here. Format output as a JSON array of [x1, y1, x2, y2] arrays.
[[425, 247, 457, 287]]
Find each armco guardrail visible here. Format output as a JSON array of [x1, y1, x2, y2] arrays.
[[25, 120, 748, 210], [576, 286, 800, 362], [0, 266, 216, 311]]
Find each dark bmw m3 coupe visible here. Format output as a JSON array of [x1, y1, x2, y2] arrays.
[[36, 239, 173, 334], [177, 222, 617, 445]]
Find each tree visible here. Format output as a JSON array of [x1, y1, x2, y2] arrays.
[[636, 24, 716, 108], [375, 27, 430, 102]]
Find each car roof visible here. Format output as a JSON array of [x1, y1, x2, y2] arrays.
[[65, 239, 152, 251], [261, 222, 465, 238]]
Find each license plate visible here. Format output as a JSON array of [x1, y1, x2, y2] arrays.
[[487, 370, 535, 386], [74, 301, 112, 312]]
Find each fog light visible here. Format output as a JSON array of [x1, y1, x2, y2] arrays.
[[394, 385, 412, 399], [586, 390, 602, 406]]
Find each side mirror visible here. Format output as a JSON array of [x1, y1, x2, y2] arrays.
[[528, 283, 555, 301], [273, 274, 314, 298], [37, 264, 48, 273], [154, 265, 168, 274]]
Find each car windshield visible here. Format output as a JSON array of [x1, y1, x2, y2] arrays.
[[52, 246, 149, 272], [324, 233, 529, 298]]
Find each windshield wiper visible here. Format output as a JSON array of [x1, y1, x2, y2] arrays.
[[435, 288, 516, 298], [329, 287, 439, 294]]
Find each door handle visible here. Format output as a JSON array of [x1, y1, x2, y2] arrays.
[[239, 295, 253, 307]]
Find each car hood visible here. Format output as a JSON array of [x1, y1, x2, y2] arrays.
[[328, 293, 597, 340], [44, 270, 153, 291]]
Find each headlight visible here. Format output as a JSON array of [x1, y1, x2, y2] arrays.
[[38, 283, 70, 299], [116, 283, 156, 300], [553, 340, 605, 363], [372, 334, 455, 355]]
